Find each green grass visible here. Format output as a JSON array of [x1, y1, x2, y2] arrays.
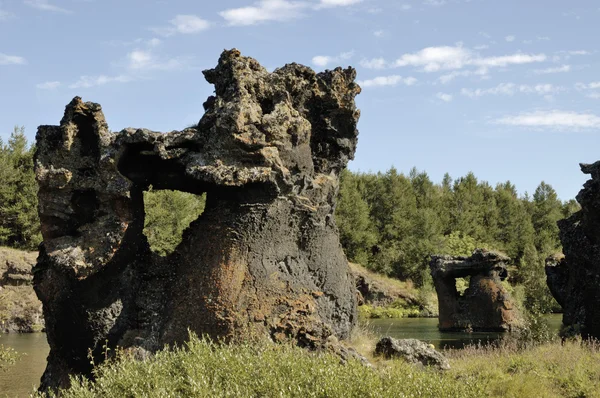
[[38, 333, 600, 398], [358, 302, 421, 319]]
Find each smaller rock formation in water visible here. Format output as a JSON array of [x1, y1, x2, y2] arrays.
[[429, 249, 522, 332], [546, 161, 600, 339], [374, 337, 450, 370], [0, 248, 44, 333]]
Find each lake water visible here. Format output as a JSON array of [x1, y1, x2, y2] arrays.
[[367, 314, 563, 349], [0, 314, 563, 397], [0, 333, 49, 397]]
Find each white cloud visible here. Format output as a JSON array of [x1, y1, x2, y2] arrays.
[[316, 0, 362, 8], [0, 9, 14, 20], [169, 15, 210, 34], [474, 45, 489, 50], [576, 82, 600, 90], [569, 50, 590, 55], [436, 92, 453, 102], [534, 65, 571, 74], [0, 53, 26, 65], [394, 45, 472, 71], [24, 0, 72, 14], [575, 82, 600, 99], [400, 4, 411, 10], [505, 35, 515, 42], [36, 81, 61, 90], [462, 83, 561, 98], [392, 45, 546, 73], [357, 75, 417, 88], [364, 46, 547, 84], [220, 0, 307, 26], [373, 30, 384, 37], [126, 49, 193, 71], [147, 38, 162, 47], [154, 15, 210, 36], [423, 0, 446, 6], [587, 92, 600, 100], [360, 57, 386, 69], [495, 110, 600, 130], [69, 75, 131, 89], [311, 51, 353, 67], [471, 53, 546, 68]]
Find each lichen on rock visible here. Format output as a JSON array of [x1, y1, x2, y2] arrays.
[[33, 49, 361, 391]]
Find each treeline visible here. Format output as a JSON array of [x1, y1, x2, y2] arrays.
[[0, 127, 40, 249], [0, 127, 579, 312], [335, 168, 579, 312]]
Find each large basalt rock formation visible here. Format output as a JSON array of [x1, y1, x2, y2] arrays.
[[546, 161, 600, 339], [429, 249, 523, 332], [34, 49, 360, 390]]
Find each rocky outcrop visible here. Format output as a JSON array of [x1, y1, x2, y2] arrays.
[[374, 337, 450, 370], [0, 248, 44, 333], [350, 263, 419, 307], [546, 162, 600, 339], [34, 49, 360, 390], [429, 249, 523, 332], [0, 248, 36, 286]]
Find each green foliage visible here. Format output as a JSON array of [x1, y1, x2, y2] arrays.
[[358, 299, 421, 319], [0, 127, 41, 250], [336, 170, 378, 266], [0, 343, 17, 371], [440, 231, 477, 257], [143, 188, 206, 256], [335, 168, 573, 312]]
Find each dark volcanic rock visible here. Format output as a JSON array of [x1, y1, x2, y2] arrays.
[[429, 249, 523, 332], [34, 49, 361, 391], [546, 161, 600, 339], [374, 337, 450, 370]]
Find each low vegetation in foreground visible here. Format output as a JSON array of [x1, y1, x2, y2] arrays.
[[38, 333, 600, 398]]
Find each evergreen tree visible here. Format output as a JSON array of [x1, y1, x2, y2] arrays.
[[335, 170, 377, 266], [143, 188, 206, 256], [0, 127, 40, 249], [532, 182, 563, 255]]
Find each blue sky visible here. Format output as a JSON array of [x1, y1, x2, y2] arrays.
[[0, 0, 598, 200]]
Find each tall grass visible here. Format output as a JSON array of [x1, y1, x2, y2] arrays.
[[39, 332, 600, 398], [41, 334, 483, 398]]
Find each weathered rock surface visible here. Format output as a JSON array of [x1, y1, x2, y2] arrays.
[[546, 161, 600, 339], [350, 263, 419, 307], [430, 249, 523, 332], [0, 248, 36, 286], [34, 49, 360, 390], [0, 248, 44, 333], [374, 337, 450, 370]]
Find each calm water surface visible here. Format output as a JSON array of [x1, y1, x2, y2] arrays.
[[0, 314, 563, 397], [368, 314, 563, 349], [0, 333, 49, 397]]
